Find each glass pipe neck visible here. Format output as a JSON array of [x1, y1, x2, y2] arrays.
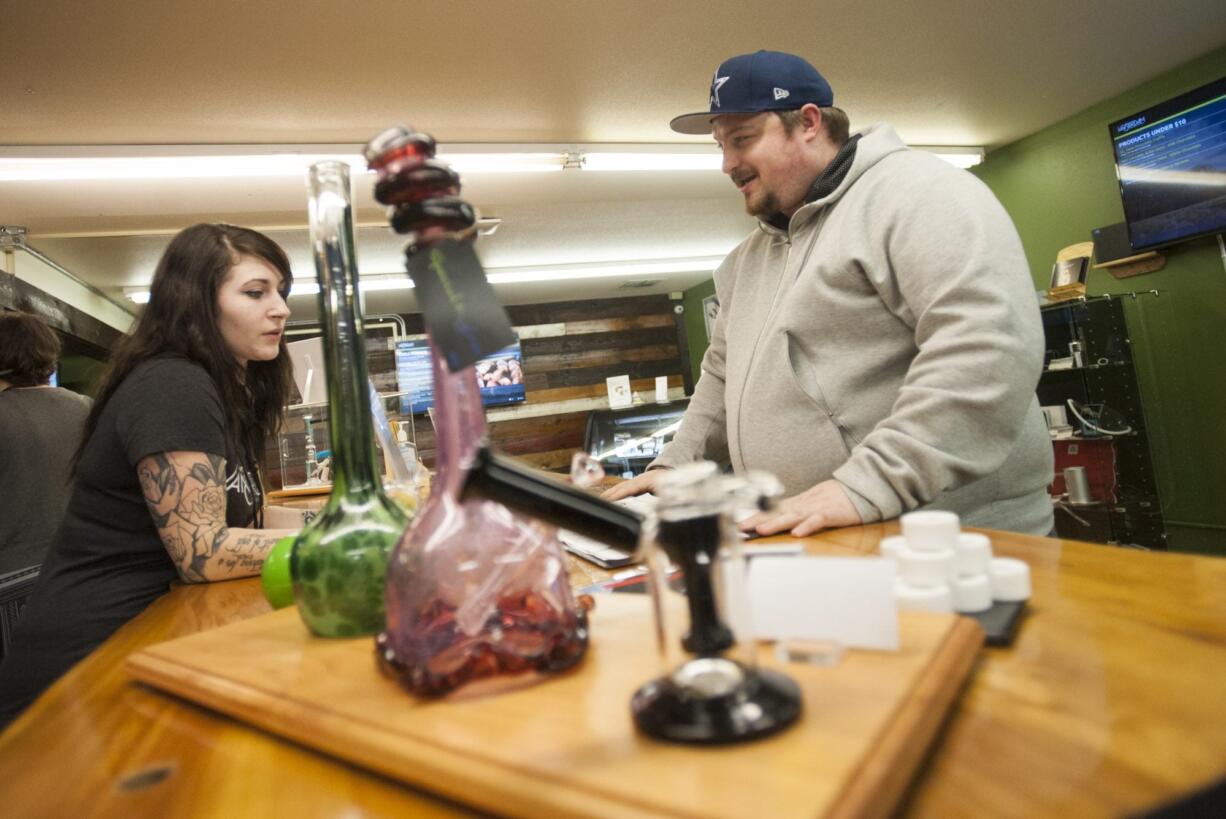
[[308, 161, 381, 498]]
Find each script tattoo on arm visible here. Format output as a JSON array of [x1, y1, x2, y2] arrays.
[[137, 451, 289, 583]]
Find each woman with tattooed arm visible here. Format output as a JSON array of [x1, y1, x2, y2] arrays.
[[0, 224, 297, 728]]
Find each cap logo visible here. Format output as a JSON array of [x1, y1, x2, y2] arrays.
[[773, 87, 790, 101], [710, 74, 730, 108]]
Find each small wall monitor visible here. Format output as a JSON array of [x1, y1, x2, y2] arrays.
[[1109, 75, 1226, 251], [395, 336, 526, 415]]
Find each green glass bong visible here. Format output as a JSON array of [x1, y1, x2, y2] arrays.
[[260, 160, 410, 637]]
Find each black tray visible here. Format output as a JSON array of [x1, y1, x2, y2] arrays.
[[964, 600, 1027, 646]]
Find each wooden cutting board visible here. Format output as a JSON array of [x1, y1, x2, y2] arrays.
[[127, 595, 981, 819]]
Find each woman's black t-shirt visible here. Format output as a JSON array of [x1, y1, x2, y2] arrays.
[[0, 355, 261, 726]]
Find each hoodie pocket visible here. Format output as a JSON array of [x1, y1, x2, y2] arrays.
[[783, 330, 861, 456]]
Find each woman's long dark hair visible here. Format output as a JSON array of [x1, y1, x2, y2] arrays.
[[78, 223, 294, 472]]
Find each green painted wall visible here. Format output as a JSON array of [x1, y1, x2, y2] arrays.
[[682, 277, 716, 386], [972, 46, 1226, 553]]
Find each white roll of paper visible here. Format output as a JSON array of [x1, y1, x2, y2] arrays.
[[952, 573, 993, 613], [954, 532, 993, 576], [899, 546, 955, 588], [894, 579, 954, 613], [900, 510, 961, 551], [989, 557, 1032, 602]]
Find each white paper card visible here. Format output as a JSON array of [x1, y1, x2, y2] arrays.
[[654, 375, 669, 402], [606, 374, 632, 409], [746, 556, 900, 651], [287, 337, 329, 406]]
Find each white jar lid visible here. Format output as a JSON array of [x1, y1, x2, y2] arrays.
[[900, 510, 961, 551], [899, 546, 955, 588], [894, 578, 953, 613], [989, 557, 1032, 602], [954, 532, 993, 576], [951, 572, 993, 613]]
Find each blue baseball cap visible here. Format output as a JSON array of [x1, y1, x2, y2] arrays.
[[670, 50, 834, 135]]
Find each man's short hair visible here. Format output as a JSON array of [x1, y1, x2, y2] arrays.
[[776, 106, 850, 146], [0, 311, 62, 387]]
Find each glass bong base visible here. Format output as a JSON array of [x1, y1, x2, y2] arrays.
[[630, 656, 802, 744]]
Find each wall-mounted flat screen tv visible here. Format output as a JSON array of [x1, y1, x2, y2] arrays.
[[395, 336, 526, 415], [1109, 75, 1226, 252]]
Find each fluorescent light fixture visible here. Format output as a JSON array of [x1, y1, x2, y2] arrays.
[[290, 281, 324, 297], [0, 154, 368, 182], [124, 255, 726, 303], [352, 277, 416, 292], [581, 152, 722, 172], [485, 256, 723, 285], [915, 146, 986, 169], [0, 142, 987, 181], [582, 145, 984, 171], [441, 153, 564, 174], [0, 149, 566, 182], [285, 277, 412, 298], [124, 277, 404, 302], [0, 145, 732, 181]]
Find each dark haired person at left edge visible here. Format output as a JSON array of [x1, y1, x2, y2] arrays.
[[0, 223, 299, 730], [0, 312, 91, 575]]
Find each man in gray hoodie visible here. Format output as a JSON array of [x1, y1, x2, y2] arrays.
[[605, 50, 1054, 537]]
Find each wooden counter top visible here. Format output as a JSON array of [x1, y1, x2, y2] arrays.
[[2, 524, 1224, 818]]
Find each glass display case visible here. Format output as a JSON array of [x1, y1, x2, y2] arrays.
[[276, 393, 419, 492], [277, 402, 333, 491], [583, 399, 691, 478], [1038, 294, 1165, 549]]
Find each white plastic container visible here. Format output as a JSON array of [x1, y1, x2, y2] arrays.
[[894, 579, 954, 613], [989, 557, 1032, 602], [954, 532, 993, 576], [900, 510, 960, 551], [898, 546, 955, 588], [951, 573, 993, 613]]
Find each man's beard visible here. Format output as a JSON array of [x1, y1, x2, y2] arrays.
[[745, 188, 780, 218]]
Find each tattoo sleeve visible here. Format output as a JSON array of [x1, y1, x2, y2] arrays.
[[137, 451, 287, 583]]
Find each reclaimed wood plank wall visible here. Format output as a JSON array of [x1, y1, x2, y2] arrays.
[[268, 293, 690, 486], [411, 294, 688, 471]]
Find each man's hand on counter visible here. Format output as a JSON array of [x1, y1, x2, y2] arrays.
[[600, 468, 668, 501], [738, 479, 862, 537]]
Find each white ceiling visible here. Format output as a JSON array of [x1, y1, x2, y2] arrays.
[[3, 0, 1224, 320]]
